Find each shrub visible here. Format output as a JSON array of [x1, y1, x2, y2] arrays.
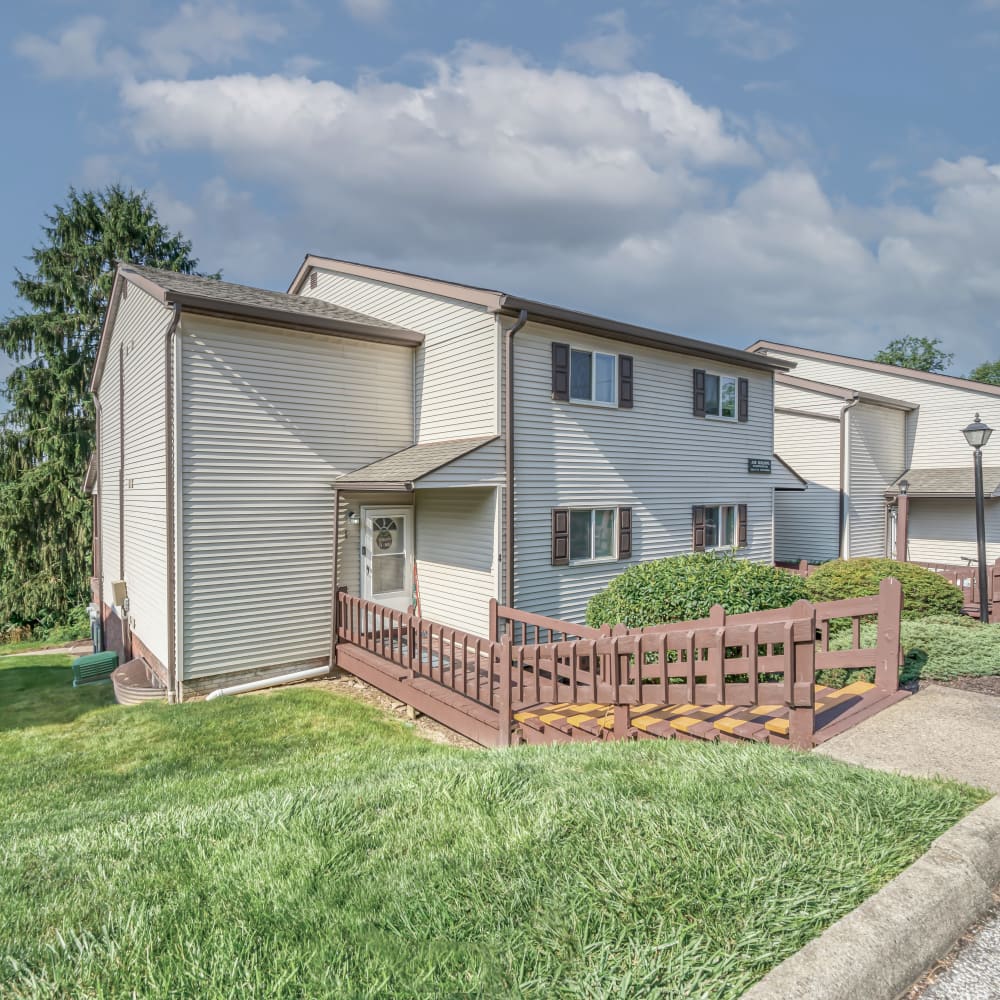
[[822, 617, 1000, 687], [805, 559, 964, 620], [585, 552, 809, 628]]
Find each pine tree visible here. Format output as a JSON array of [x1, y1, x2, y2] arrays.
[[0, 186, 202, 627]]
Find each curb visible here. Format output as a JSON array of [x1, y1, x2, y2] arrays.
[[741, 795, 1000, 1000]]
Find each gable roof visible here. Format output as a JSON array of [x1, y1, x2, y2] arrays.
[[291, 255, 795, 374], [750, 340, 1000, 398], [335, 436, 498, 490], [90, 264, 424, 393]]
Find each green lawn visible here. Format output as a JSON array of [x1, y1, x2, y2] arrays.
[[0, 656, 987, 999]]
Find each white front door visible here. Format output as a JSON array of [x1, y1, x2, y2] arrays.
[[361, 507, 413, 612]]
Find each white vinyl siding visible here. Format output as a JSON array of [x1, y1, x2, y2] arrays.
[[775, 382, 845, 417], [96, 283, 173, 665], [179, 316, 413, 682], [773, 410, 841, 563], [906, 498, 1000, 564], [414, 488, 499, 638], [847, 402, 906, 558], [512, 323, 775, 624], [303, 269, 499, 443]]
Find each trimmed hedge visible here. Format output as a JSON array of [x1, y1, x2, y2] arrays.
[[822, 616, 1000, 687], [805, 559, 964, 620], [585, 552, 809, 629]]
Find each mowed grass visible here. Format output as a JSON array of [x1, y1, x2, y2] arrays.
[[0, 657, 987, 999]]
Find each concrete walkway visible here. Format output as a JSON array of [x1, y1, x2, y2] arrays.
[[817, 685, 1000, 794]]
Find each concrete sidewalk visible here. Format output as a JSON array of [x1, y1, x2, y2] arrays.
[[816, 685, 1000, 794]]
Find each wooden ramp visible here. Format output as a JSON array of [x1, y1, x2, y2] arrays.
[[333, 583, 909, 751]]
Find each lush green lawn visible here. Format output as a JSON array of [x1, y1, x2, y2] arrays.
[[0, 656, 987, 999]]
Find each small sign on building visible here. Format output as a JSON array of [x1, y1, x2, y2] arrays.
[[748, 458, 772, 474]]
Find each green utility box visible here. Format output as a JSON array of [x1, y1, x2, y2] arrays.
[[71, 651, 119, 687]]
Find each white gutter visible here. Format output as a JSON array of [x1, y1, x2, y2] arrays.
[[204, 665, 329, 701]]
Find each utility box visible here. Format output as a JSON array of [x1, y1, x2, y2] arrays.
[[112, 580, 128, 607], [71, 651, 119, 687]]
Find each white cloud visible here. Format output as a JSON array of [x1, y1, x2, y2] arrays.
[[342, 0, 391, 23], [15, 3, 283, 81], [106, 43, 1000, 370], [564, 9, 640, 72], [690, 2, 798, 61]]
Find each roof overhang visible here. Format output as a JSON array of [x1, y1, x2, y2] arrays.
[[776, 372, 916, 410], [888, 467, 1000, 498], [772, 453, 808, 491]]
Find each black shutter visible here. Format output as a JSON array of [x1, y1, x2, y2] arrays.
[[738, 378, 749, 422], [618, 507, 632, 558], [693, 369, 706, 417], [618, 355, 634, 409], [692, 506, 706, 551], [552, 508, 569, 565], [551, 343, 570, 401], [737, 504, 748, 547]]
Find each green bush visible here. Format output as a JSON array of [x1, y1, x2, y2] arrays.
[[805, 559, 964, 620], [0, 606, 90, 648], [585, 552, 809, 628], [822, 617, 1000, 687]]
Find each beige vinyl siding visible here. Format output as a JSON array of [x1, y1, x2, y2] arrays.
[[96, 284, 173, 664], [906, 498, 1000, 564], [763, 350, 1000, 471], [303, 269, 499, 442], [846, 402, 906, 558], [511, 323, 775, 623], [416, 438, 504, 488], [773, 411, 841, 563], [179, 316, 413, 682], [415, 488, 498, 637]]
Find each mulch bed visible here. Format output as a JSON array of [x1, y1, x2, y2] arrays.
[[908, 676, 1000, 698]]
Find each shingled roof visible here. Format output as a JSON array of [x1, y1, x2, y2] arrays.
[[889, 468, 1000, 498], [336, 436, 498, 489]]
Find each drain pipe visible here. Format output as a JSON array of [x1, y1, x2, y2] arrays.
[[503, 309, 529, 608], [164, 304, 182, 703], [838, 395, 860, 559], [205, 665, 330, 700]]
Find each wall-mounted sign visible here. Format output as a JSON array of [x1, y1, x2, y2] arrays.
[[748, 458, 772, 474]]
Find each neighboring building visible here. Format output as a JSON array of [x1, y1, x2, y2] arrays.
[[87, 259, 798, 700], [748, 341, 1000, 566]]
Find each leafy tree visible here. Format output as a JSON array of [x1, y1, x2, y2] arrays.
[[968, 360, 1000, 386], [0, 186, 201, 627], [873, 336, 954, 373]]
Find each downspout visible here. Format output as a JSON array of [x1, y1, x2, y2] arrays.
[[164, 304, 182, 703], [838, 395, 860, 559], [503, 309, 529, 608]]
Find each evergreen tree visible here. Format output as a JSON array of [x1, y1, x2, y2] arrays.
[[0, 186, 201, 627]]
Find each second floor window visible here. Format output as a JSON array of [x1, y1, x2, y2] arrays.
[[705, 374, 738, 419], [571, 349, 617, 405]]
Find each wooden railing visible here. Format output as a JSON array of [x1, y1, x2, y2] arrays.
[[912, 559, 1000, 621], [489, 600, 607, 644]]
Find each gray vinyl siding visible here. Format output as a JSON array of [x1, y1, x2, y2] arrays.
[[773, 410, 841, 563], [303, 269, 499, 443], [416, 438, 504, 488], [775, 383, 844, 417], [415, 488, 499, 637], [846, 402, 906, 558], [178, 316, 413, 682], [511, 323, 775, 624], [97, 284, 173, 664], [907, 498, 1000, 564]]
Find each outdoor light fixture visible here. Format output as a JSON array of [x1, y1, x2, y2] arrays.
[[347, 510, 359, 526], [962, 413, 994, 622], [898, 479, 909, 496]]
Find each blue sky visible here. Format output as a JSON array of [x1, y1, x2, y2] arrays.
[[3, 0, 1000, 405]]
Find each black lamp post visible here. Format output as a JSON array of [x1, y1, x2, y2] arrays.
[[962, 413, 993, 622]]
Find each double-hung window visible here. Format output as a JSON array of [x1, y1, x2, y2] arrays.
[[569, 508, 617, 562], [570, 349, 617, 405], [704, 504, 737, 548], [704, 374, 738, 419]]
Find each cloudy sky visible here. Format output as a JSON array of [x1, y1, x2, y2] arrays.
[[3, 0, 1000, 398]]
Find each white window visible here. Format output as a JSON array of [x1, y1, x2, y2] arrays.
[[705, 505, 738, 548], [569, 508, 617, 562], [570, 349, 617, 405], [705, 373, 738, 419]]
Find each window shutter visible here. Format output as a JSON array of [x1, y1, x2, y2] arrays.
[[692, 505, 706, 551], [551, 343, 570, 401], [309, 270, 318, 290], [738, 504, 748, 547], [738, 378, 749, 422], [618, 355, 634, 409], [551, 508, 569, 565], [618, 507, 632, 558], [693, 369, 706, 417]]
